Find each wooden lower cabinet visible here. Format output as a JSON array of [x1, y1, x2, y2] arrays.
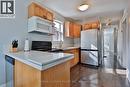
[[15, 60, 71, 87], [64, 48, 79, 68]]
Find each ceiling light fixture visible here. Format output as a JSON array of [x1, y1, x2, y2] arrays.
[[78, 4, 89, 11]]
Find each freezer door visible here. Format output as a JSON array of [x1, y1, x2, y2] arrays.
[[81, 50, 98, 66], [81, 29, 98, 49]]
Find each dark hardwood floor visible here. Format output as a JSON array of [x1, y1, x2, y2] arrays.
[[70, 64, 130, 87]]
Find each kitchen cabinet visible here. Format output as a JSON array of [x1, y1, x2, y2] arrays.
[[83, 21, 100, 30], [15, 60, 70, 87], [46, 11, 53, 22], [64, 48, 79, 68], [92, 22, 99, 29], [65, 22, 74, 38], [65, 21, 81, 38], [69, 22, 74, 38], [83, 23, 92, 29], [73, 24, 81, 38], [28, 2, 53, 22]]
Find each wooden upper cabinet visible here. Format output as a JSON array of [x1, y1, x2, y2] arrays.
[[28, 2, 53, 22], [83, 21, 100, 30], [92, 22, 99, 29], [84, 23, 92, 29], [40, 7, 47, 19], [46, 11, 53, 22], [69, 22, 74, 38], [73, 24, 81, 38], [65, 21, 81, 38], [34, 5, 40, 16], [65, 22, 73, 38]]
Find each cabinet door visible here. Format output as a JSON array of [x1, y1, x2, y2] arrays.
[[74, 49, 79, 64], [65, 22, 74, 38], [46, 11, 53, 22], [28, 3, 41, 18], [28, 3, 35, 18], [83, 24, 92, 30], [39, 7, 43, 18], [65, 22, 81, 38], [77, 24, 81, 38], [64, 50, 75, 67], [28, 2, 53, 21], [92, 22, 99, 29], [74, 24, 81, 38], [82, 21, 100, 30], [34, 5, 40, 17], [65, 22, 70, 37], [69, 22, 74, 38], [42, 8, 47, 19], [73, 24, 77, 38], [64, 49, 79, 68], [39, 7, 47, 19]]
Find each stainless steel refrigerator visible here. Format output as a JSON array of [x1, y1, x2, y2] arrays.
[[81, 29, 99, 66]]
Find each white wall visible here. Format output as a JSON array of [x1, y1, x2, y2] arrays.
[[0, 0, 73, 85]]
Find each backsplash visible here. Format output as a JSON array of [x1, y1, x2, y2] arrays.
[[52, 41, 74, 48], [74, 38, 81, 47]]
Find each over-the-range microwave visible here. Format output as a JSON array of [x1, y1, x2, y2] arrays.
[[28, 16, 54, 35]]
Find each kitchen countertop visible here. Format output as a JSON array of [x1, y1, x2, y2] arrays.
[[5, 51, 74, 70]]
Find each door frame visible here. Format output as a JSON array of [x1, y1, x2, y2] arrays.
[[100, 25, 118, 67]]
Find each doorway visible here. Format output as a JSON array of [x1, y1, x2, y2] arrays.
[[102, 26, 118, 69]]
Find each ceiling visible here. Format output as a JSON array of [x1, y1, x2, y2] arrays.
[[42, 0, 128, 22]]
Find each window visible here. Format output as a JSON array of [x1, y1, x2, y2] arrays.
[[53, 20, 64, 41]]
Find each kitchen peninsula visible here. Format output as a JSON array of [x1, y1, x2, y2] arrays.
[[5, 51, 74, 87]]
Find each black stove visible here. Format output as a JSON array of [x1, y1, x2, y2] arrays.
[[31, 41, 63, 53]]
